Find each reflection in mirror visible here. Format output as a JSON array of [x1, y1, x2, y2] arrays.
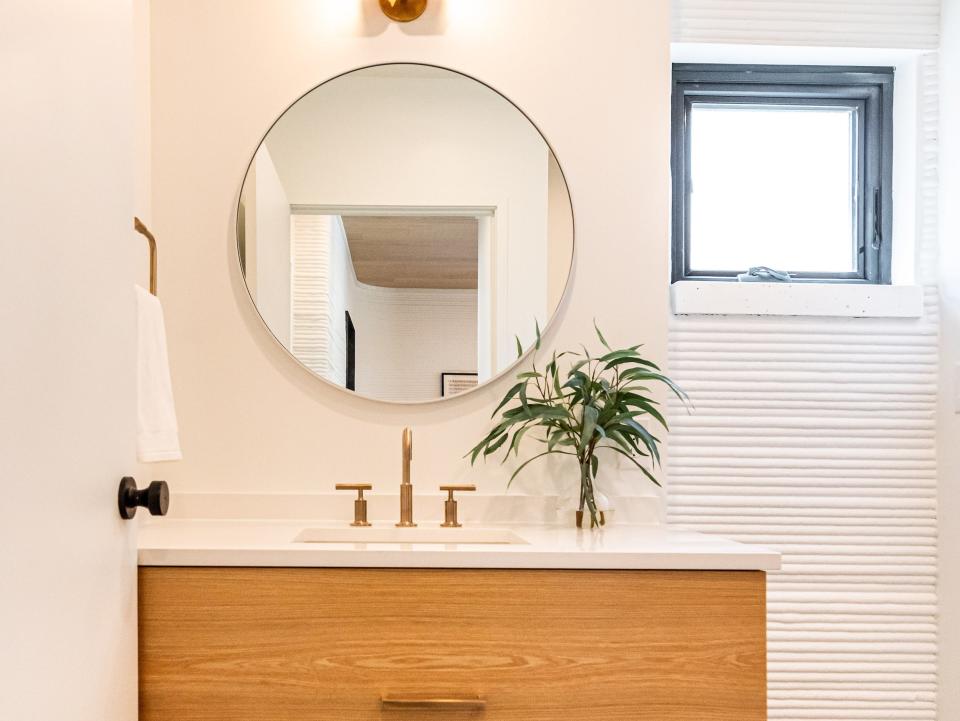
[[238, 64, 573, 402]]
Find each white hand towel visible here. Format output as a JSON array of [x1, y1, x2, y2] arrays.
[[136, 285, 182, 462]]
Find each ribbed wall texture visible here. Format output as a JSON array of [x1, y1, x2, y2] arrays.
[[672, 0, 940, 49], [290, 213, 332, 377], [666, 55, 940, 720]]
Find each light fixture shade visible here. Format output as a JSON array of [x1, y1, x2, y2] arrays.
[[379, 0, 427, 22]]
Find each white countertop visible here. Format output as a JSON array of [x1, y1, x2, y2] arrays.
[[138, 519, 780, 571]]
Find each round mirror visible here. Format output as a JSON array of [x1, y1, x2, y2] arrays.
[[238, 64, 573, 403]]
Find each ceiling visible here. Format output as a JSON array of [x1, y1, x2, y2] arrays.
[[341, 215, 479, 289]]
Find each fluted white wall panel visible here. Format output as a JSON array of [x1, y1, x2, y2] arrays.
[[666, 56, 940, 721], [672, 0, 940, 49], [290, 213, 332, 377]]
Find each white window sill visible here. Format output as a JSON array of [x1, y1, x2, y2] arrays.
[[670, 281, 924, 318]]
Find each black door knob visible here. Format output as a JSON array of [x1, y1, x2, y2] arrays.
[[118, 477, 169, 519]]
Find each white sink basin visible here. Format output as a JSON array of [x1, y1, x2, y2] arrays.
[[294, 527, 528, 545]]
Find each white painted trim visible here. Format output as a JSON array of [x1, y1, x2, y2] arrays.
[[290, 203, 496, 217], [671, 281, 924, 318]]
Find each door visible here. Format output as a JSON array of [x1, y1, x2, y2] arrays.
[[345, 311, 356, 391], [0, 2, 140, 720]]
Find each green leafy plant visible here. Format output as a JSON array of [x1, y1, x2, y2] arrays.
[[467, 322, 688, 528]]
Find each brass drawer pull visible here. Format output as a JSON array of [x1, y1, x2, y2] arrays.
[[381, 694, 485, 710]]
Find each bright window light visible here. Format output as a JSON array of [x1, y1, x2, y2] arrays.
[[672, 64, 893, 284], [689, 104, 857, 274]]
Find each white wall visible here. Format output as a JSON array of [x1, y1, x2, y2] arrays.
[[350, 285, 478, 402], [266, 69, 551, 372], [0, 1, 140, 719], [477, 214, 495, 381], [148, 0, 670, 499], [134, 0, 152, 220], [938, 1, 960, 718], [242, 145, 292, 346]]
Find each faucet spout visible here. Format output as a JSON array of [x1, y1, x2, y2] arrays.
[[397, 427, 416, 527], [402, 427, 412, 485]]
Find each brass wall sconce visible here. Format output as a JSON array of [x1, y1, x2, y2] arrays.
[[379, 0, 428, 22]]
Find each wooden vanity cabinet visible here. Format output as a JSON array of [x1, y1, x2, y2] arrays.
[[139, 567, 767, 721]]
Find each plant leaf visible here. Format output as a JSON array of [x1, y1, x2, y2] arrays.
[[563, 371, 588, 390], [606, 428, 647, 457], [624, 419, 661, 465], [621, 369, 689, 403], [598, 349, 643, 364], [594, 320, 610, 350], [603, 355, 662, 372], [491, 382, 524, 418], [552, 359, 563, 396], [483, 433, 508, 456], [507, 424, 532, 458], [625, 397, 669, 430], [605, 446, 662, 487], [507, 450, 572, 486], [466, 423, 510, 463], [519, 381, 530, 415], [579, 405, 599, 452]]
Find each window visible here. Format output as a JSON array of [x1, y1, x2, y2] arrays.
[[671, 64, 893, 284]]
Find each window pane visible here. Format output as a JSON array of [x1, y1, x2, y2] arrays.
[[688, 104, 857, 274]]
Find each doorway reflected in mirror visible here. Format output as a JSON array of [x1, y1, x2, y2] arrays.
[[237, 64, 573, 402]]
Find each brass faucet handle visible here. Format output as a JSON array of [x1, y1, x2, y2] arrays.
[[439, 484, 476, 527], [336, 484, 372, 526], [335, 483, 372, 492], [440, 484, 476, 493]]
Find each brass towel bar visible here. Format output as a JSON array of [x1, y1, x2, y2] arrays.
[[133, 216, 158, 296]]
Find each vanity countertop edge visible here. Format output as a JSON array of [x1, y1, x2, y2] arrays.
[[138, 519, 781, 571]]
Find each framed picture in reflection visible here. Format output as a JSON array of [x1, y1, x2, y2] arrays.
[[441, 372, 478, 397]]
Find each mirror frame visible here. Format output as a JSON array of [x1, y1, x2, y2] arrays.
[[235, 62, 575, 405]]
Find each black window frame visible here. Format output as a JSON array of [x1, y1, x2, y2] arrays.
[[671, 64, 894, 284]]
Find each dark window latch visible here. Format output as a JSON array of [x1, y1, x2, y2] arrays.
[[872, 187, 882, 251]]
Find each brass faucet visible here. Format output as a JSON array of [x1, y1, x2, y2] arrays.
[[397, 427, 416, 527]]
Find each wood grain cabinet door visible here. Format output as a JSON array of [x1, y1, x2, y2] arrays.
[[139, 568, 767, 721]]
